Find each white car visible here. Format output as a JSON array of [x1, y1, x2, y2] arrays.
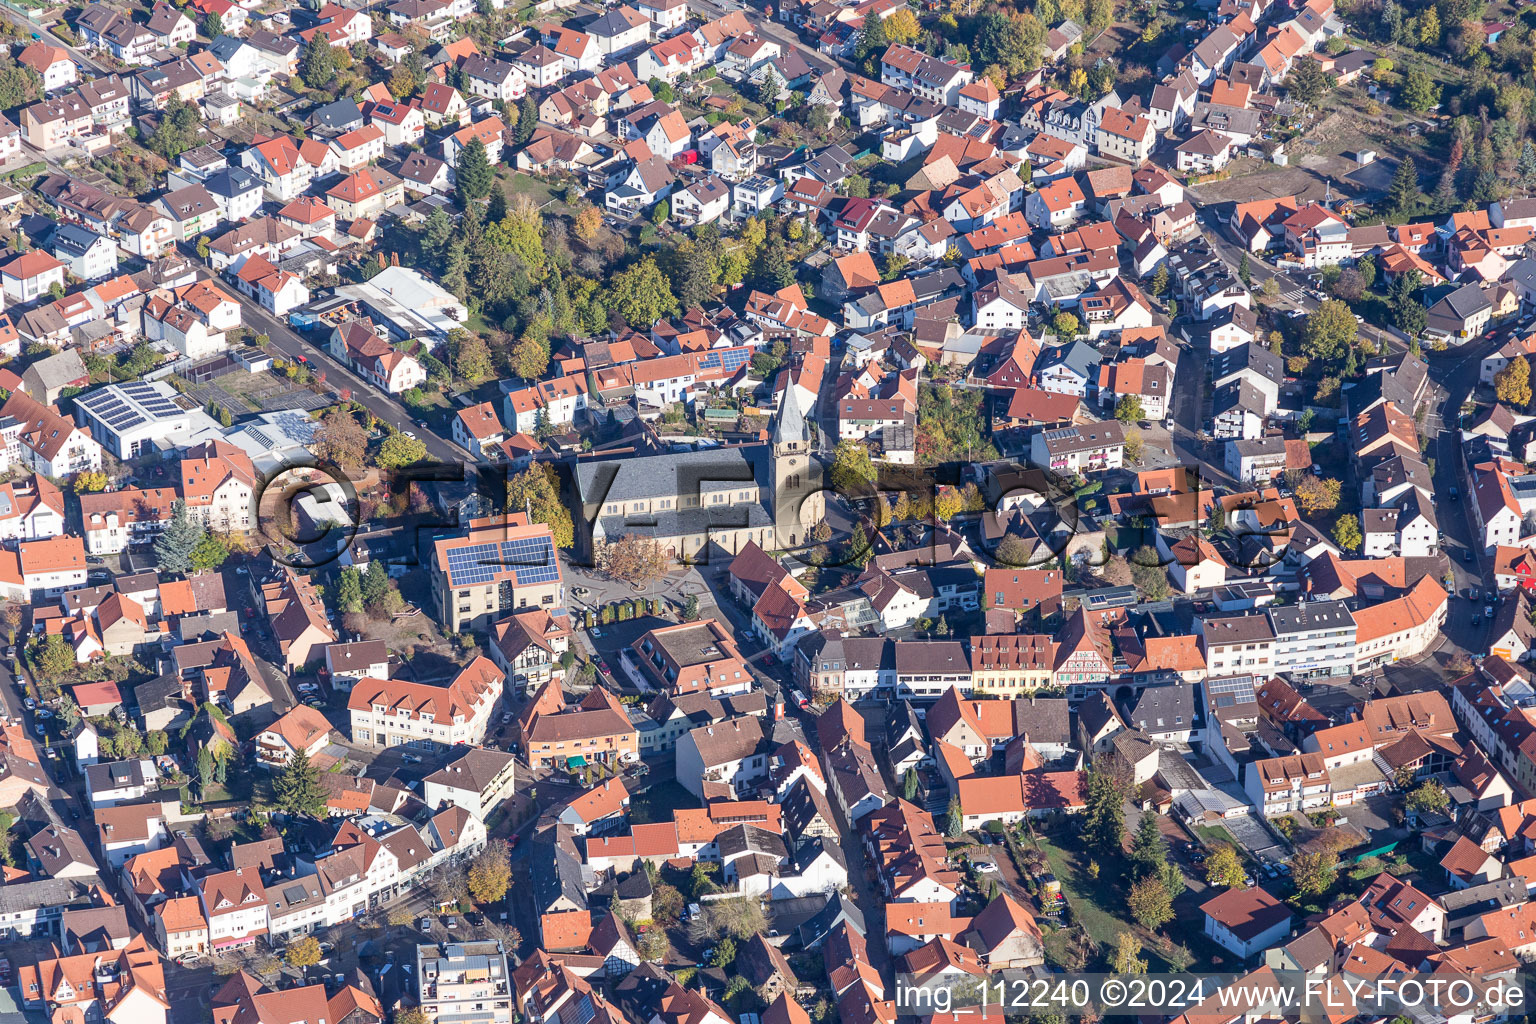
[[402, 753, 422, 764], [975, 861, 999, 873]]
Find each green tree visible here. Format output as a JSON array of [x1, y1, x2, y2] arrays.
[[903, 768, 919, 801], [154, 499, 205, 575], [450, 332, 495, 384], [1386, 156, 1420, 216], [1051, 311, 1079, 338], [378, 433, 428, 469], [1407, 779, 1451, 816], [1115, 394, 1144, 422], [1395, 298, 1427, 336], [945, 797, 964, 838], [1150, 263, 1169, 296], [506, 464, 574, 548], [1129, 812, 1169, 879], [362, 560, 391, 607], [190, 532, 229, 573], [202, 11, 223, 37], [336, 567, 365, 614], [1332, 513, 1363, 552], [1082, 767, 1126, 854], [607, 256, 678, 327], [1238, 251, 1251, 287], [1204, 845, 1246, 888], [275, 747, 326, 818], [455, 138, 494, 209], [1400, 70, 1440, 113], [1127, 876, 1174, 929], [299, 30, 338, 89], [514, 94, 538, 145], [1114, 933, 1148, 974], [510, 333, 551, 381], [829, 438, 877, 498], [196, 746, 215, 791], [1129, 546, 1170, 601], [1287, 58, 1332, 104], [1302, 299, 1358, 362]]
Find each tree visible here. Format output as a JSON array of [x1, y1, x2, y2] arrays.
[[1082, 767, 1126, 854], [315, 408, 368, 469], [467, 841, 512, 903], [202, 11, 223, 37], [1385, 156, 1420, 216], [196, 746, 215, 791], [1123, 426, 1143, 463], [1130, 546, 1170, 601], [1115, 394, 1144, 422], [1287, 58, 1332, 104], [829, 438, 876, 498], [299, 30, 338, 88], [1302, 300, 1358, 362], [285, 937, 322, 968], [903, 768, 919, 800], [996, 533, 1033, 567], [607, 256, 677, 326], [1332, 513, 1362, 552], [574, 204, 603, 242], [884, 7, 920, 43], [1400, 69, 1440, 112], [190, 532, 229, 572], [336, 567, 365, 614], [1052, 311, 1079, 338], [515, 94, 538, 145], [1418, 4, 1440, 43], [1205, 845, 1246, 888], [1127, 876, 1174, 929], [710, 936, 737, 967], [1394, 298, 1427, 337], [1497, 357, 1532, 407], [945, 797, 963, 837], [1295, 476, 1342, 514], [507, 464, 574, 548], [73, 470, 108, 494], [1150, 264, 1169, 296], [972, 8, 1045, 77], [1238, 251, 1251, 287], [650, 200, 670, 227], [1406, 779, 1451, 816], [853, 10, 887, 70], [362, 560, 391, 607], [597, 534, 668, 585], [154, 499, 205, 575], [455, 138, 494, 209], [1290, 850, 1338, 897], [451, 332, 494, 384], [1129, 812, 1169, 880], [378, 433, 428, 469], [275, 748, 326, 818], [1114, 933, 1148, 974], [510, 332, 551, 381]]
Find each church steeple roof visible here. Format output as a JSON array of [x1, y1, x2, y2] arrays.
[[773, 382, 808, 447]]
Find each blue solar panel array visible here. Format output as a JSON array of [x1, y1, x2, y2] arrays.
[[445, 536, 558, 587], [695, 348, 750, 374]]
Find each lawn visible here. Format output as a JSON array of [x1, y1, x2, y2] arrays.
[[497, 168, 557, 208], [1026, 833, 1129, 954], [1196, 824, 1237, 847]]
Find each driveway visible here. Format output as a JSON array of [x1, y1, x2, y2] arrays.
[[1222, 813, 1287, 863]]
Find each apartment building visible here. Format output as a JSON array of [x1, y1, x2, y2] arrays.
[[197, 867, 269, 951], [431, 518, 565, 632], [1244, 752, 1330, 817], [1197, 614, 1276, 678], [347, 658, 505, 750], [417, 941, 513, 1024], [968, 634, 1057, 694], [1029, 422, 1126, 474], [1267, 600, 1356, 679], [630, 619, 753, 698]]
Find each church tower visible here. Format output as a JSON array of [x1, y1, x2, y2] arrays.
[[770, 384, 822, 549]]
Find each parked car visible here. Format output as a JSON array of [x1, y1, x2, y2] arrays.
[[402, 753, 422, 764], [975, 861, 999, 874], [1486, 604, 1495, 619]]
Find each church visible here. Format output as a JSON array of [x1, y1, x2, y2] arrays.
[[573, 387, 825, 564]]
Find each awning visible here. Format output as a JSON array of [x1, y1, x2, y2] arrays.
[[566, 755, 587, 767]]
